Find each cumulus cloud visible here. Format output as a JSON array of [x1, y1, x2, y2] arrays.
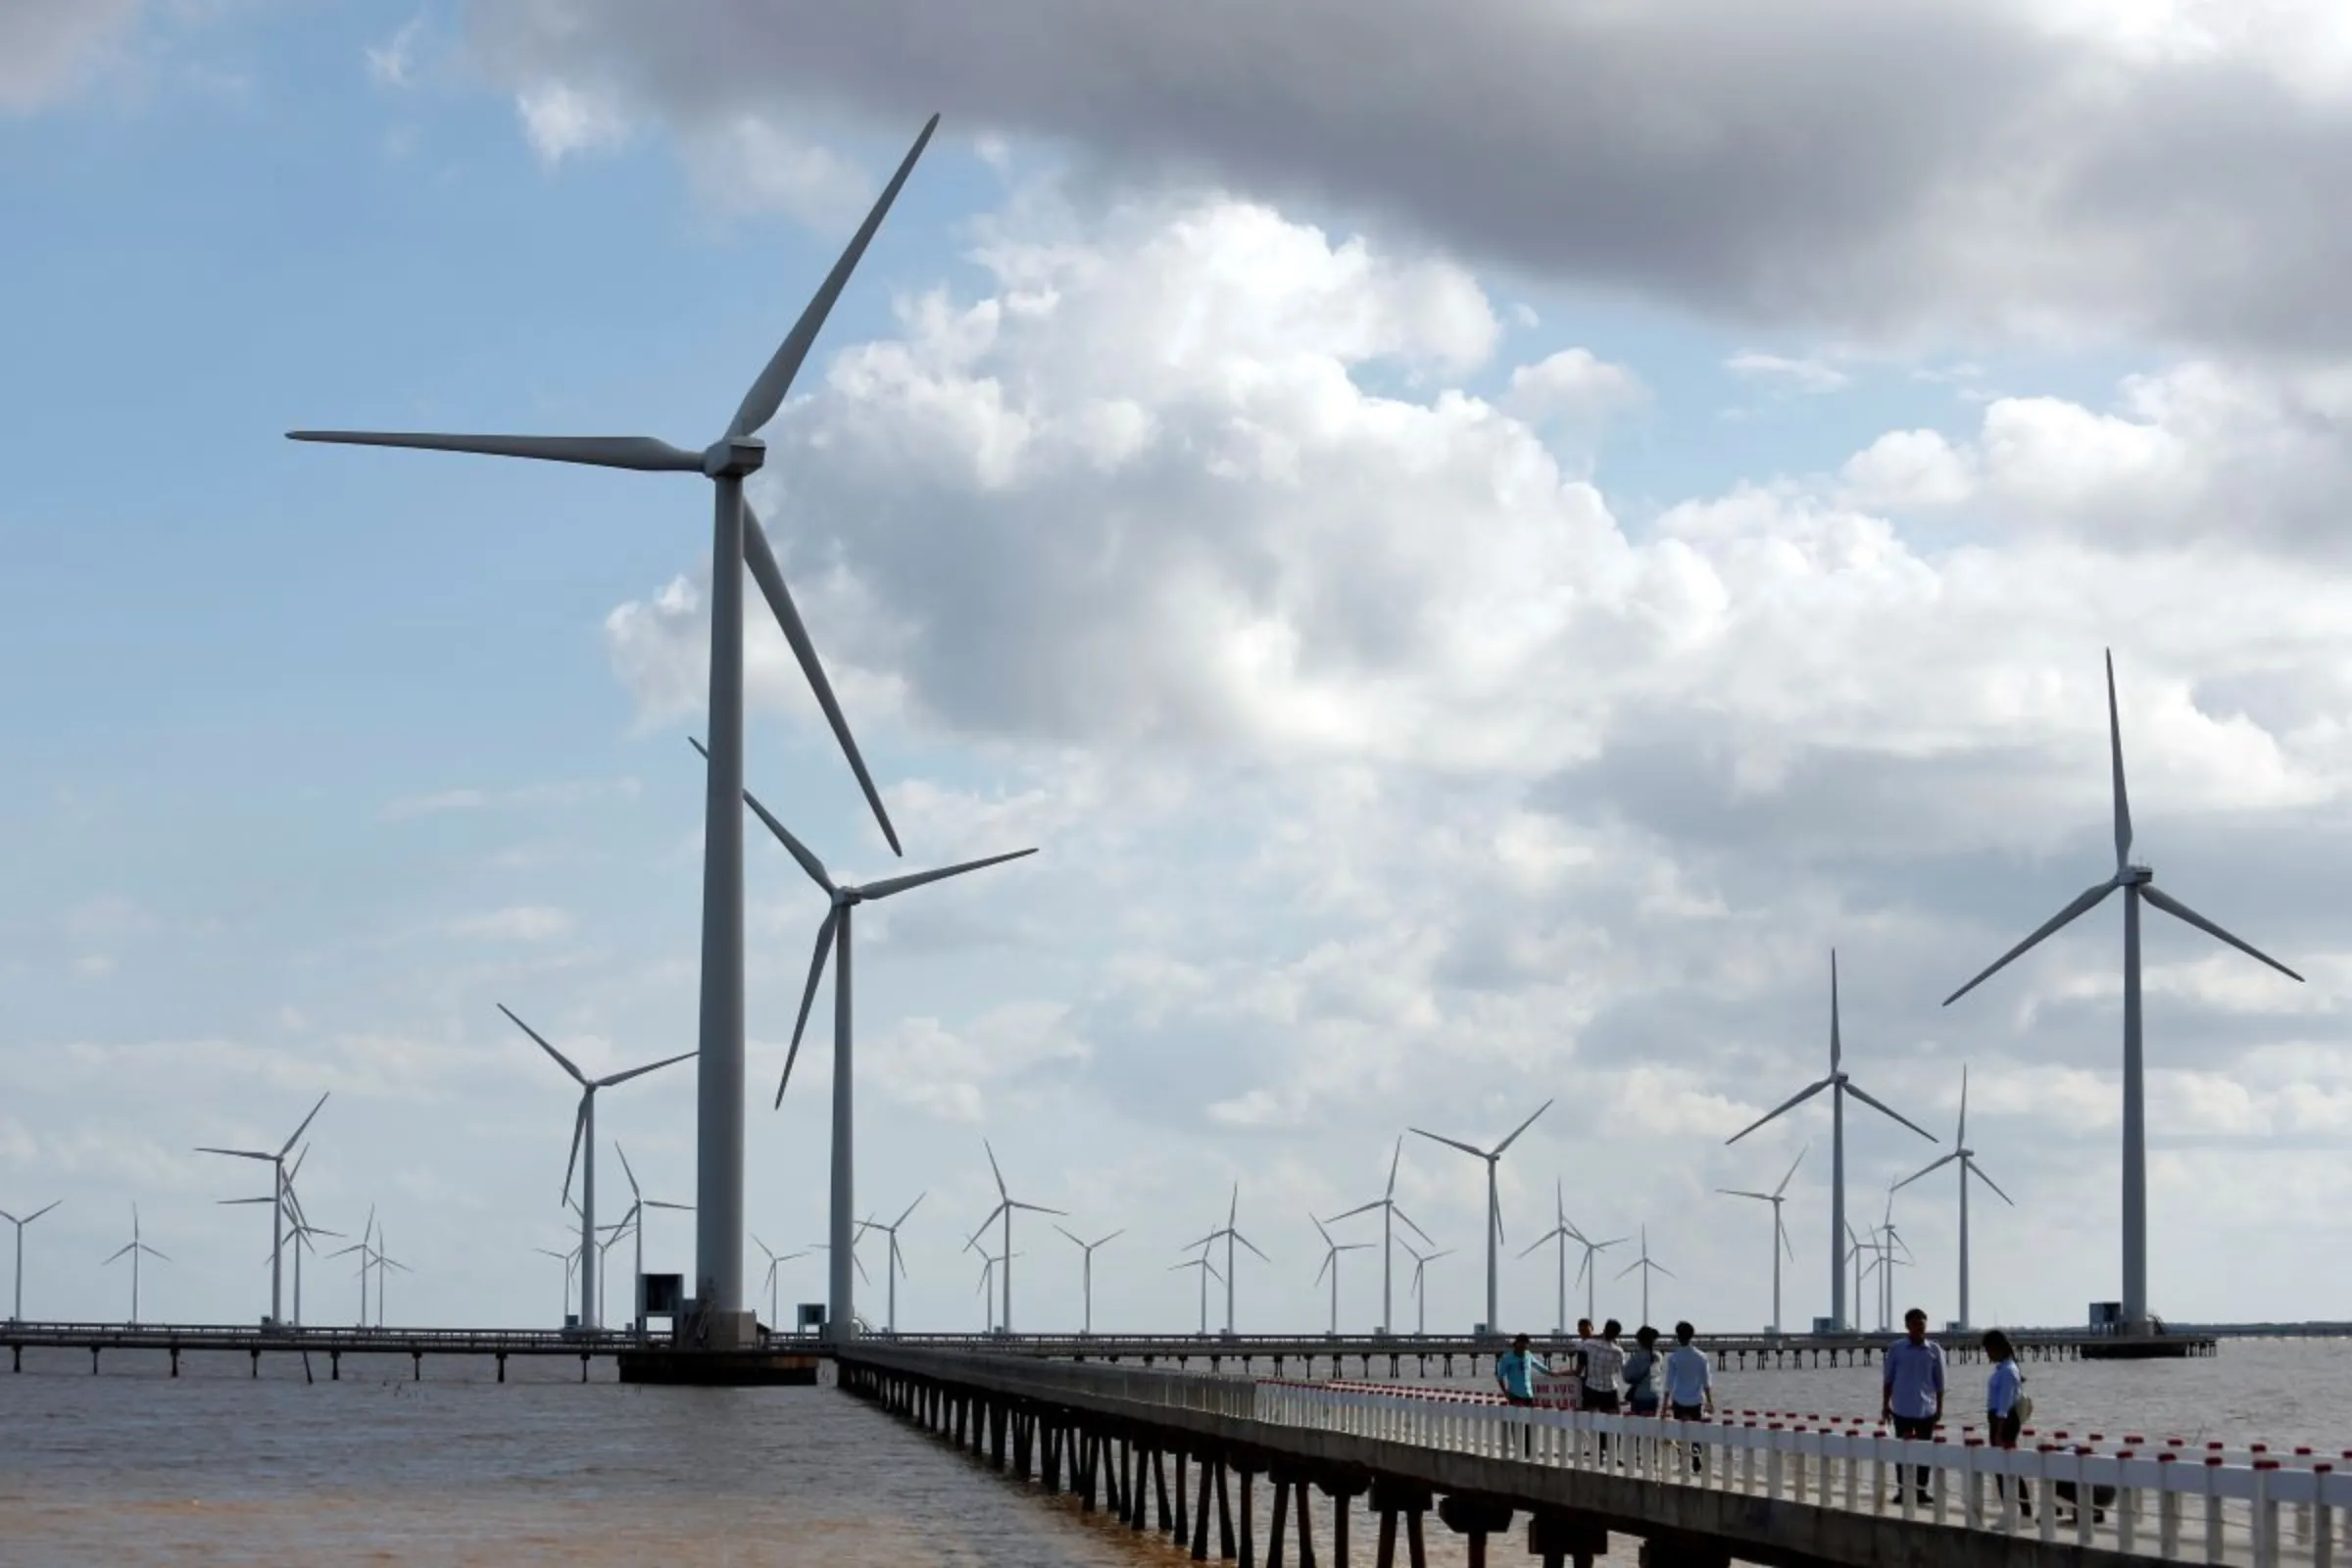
[[514, 79, 631, 164], [465, 0, 2352, 353]]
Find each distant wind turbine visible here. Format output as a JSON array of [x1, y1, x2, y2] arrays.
[[1182, 1185, 1269, 1336], [1569, 1229, 1626, 1327], [1891, 1068, 2013, 1331], [1401, 1239, 1452, 1338], [290, 115, 943, 1337], [1725, 952, 1934, 1332], [372, 1226, 411, 1326], [1171, 1250, 1224, 1336], [1615, 1225, 1673, 1327], [965, 1141, 1063, 1335], [1054, 1225, 1122, 1337], [1942, 651, 2301, 1336], [499, 1004, 694, 1331], [196, 1090, 328, 1326], [1410, 1100, 1551, 1337], [1717, 1146, 1806, 1334], [706, 738, 1036, 1345], [1311, 1215, 1374, 1336], [328, 1206, 375, 1327], [853, 1194, 924, 1335], [103, 1205, 168, 1323], [1517, 1180, 1585, 1336], [535, 1245, 579, 1323], [612, 1144, 693, 1336], [1, 1200, 60, 1324], [1326, 1137, 1433, 1337], [751, 1236, 809, 1331]]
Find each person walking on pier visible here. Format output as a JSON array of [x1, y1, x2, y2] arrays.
[[1882, 1306, 1946, 1505], [1664, 1321, 1714, 1472], [1496, 1333, 1548, 1408], [1579, 1318, 1626, 1463], [1984, 1329, 2031, 1519], [1624, 1326, 1662, 1417]]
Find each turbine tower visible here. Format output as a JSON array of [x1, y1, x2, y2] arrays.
[[1171, 1250, 1223, 1336], [1615, 1225, 1673, 1327], [290, 116, 942, 1343], [1054, 1225, 1122, 1337], [1517, 1180, 1584, 1336], [712, 740, 1036, 1343], [1409, 1100, 1551, 1338], [966, 1141, 1063, 1335], [1311, 1215, 1373, 1336], [1401, 1240, 1452, 1338], [499, 1004, 694, 1330], [1891, 1068, 2013, 1330], [1183, 1186, 1268, 1336], [1326, 1137, 1431, 1335], [195, 1090, 327, 1326], [1717, 1147, 1805, 1334], [1942, 651, 2301, 1336], [1, 1200, 60, 1324], [103, 1205, 168, 1324], [853, 1194, 924, 1335], [1725, 952, 1934, 1332]]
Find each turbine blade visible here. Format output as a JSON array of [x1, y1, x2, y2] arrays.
[[1941, 881, 2117, 1006], [1779, 1216, 1795, 1261], [286, 431, 703, 470], [616, 1143, 643, 1201], [1891, 1151, 1960, 1192], [1095, 1229, 1123, 1249], [1716, 1190, 1775, 1201], [1054, 1224, 1084, 1248], [563, 1097, 588, 1207], [895, 1193, 925, 1228], [776, 906, 840, 1106], [1408, 1127, 1487, 1159], [1235, 1231, 1271, 1263], [1775, 1144, 1808, 1197], [728, 115, 941, 439], [693, 734, 836, 890], [1615, 1256, 1642, 1281], [1494, 1098, 1553, 1154], [1957, 1066, 1969, 1145], [739, 506, 902, 856], [1326, 1199, 1383, 1222], [2107, 649, 2133, 870], [1654, 1261, 1677, 1279], [1515, 1234, 1550, 1259], [1830, 948, 1841, 1071], [2141, 885, 2305, 984], [1969, 1159, 2017, 1206], [1315, 1253, 1332, 1285], [1392, 1206, 1435, 1247], [1311, 1213, 1334, 1248], [1009, 1202, 1065, 1216], [1722, 1078, 1831, 1146], [195, 1147, 273, 1161], [279, 1091, 330, 1158], [26, 1200, 60, 1224], [984, 1139, 1007, 1199], [1386, 1136, 1402, 1199], [105, 1242, 135, 1264], [599, 1049, 698, 1089], [858, 847, 1038, 902], [1845, 1081, 1938, 1143], [498, 1004, 588, 1085]]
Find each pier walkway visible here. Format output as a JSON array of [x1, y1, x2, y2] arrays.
[[842, 1345, 2340, 1568]]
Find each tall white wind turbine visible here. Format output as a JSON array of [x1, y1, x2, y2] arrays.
[[1517, 1180, 1583, 1336], [1171, 1250, 1224, 1336], [499, 1004, 694, 1330], [853, 1194, 924, 1335], [751, 1236, 809, 1331], [1569, 1229, 1626, 1326], [291, 117, 942, 1343], [195, 1090, 327, 1326], [613, 1144, 693, 1335], [1183, 1185, 1269, 1336], [1, 1200, 60, 1324], [1891, 1067, 2013, 1330], [223, 1149, 336, 1327], [1615, 1225, 1674, 1327], [1054, 1225, 1122, 1337], [329, 1206, 375, 1327], [1325, 1137, 1432, 1335], [1311, 1215, 1374, 1336], [1725, 953, 1934, 1332], [373, 1227, 410, 1326], [712, 741, 1036, 1343], [966, 1141, 1063, 1335], [1401, 1240, 1452, 1338], [1410, 1100, 1552, 1338], [535, 1245, 580, 1323], [103, 1205, 168, 1324], [1717, 1146, 1805, 1334], [1942, 651, 2301, 1335]]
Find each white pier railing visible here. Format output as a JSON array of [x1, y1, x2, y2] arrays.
[[1252, 1379, 2348, 1568]]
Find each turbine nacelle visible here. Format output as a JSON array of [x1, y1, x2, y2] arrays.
[[2118, 864, 2153, 886], [701, 435, 766, 479]]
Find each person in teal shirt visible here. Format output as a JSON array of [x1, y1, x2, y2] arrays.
[[1496, 1333, 1549, 1406]]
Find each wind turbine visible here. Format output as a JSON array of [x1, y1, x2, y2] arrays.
[[751, 1236, 809, 1331], [535, 1246, 579, 1323], [1717, 1146, 1806, 1334], [612, 1144, 693, 1335], [1409, 1100, 1552, 1337], [221, 1147, 333, 1328], [1570, 1229, 1626, 1326], [1401, 1240, 1452, 1338], [1891, 1068, 2013, 1330], [1054, 1225, 1122, 1337], [1325, 1137, 1433, 1335], [853, 1194, 924, 1335], [291, 117, 943, 1341], [499, 1004, 694, 1331], [1171, 1250, 1223, 1336], [709, 738, 1036, 1344], [195, 1090, 328, 1326], [1614, 1225, 1673, 1327], [965, 1142, 1062, 1335], [1725, 952, 1934, 1332], [103, 1205, 168, 1323], [1311, 1215, 1373, 1336], [1517, 1180, 1583, 1336], [1942, 651, 2301, 1335], [372, 1226, 410, 1326], [1183, 1185, 1269, 1336], [974, 1251, 1017, 1332], [329, 1206, 374, 1326], [1874, 1193, 1916, 1333], [1, 1200, 60, 1323]]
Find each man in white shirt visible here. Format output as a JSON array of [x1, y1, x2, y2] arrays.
[[1663, 1320, 1714, 1473], [1579, 1318, 1626, 1463]]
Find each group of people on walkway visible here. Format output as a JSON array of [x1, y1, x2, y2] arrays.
[[1494, 1307, 2035, 1512]]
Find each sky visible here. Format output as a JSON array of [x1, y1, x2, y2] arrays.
[[4, 0, 2352, 1340]]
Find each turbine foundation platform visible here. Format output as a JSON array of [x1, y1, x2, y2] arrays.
[[616, 1346, 820, 1386]]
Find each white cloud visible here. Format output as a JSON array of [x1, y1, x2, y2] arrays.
[[383, 778, 642, 820], [1839, 429, 1977, 509], [366, 15, 426, 88], [678, 114, 876, 225], [1506, 347, 1646, 426], [1726, 351, 1851, 394], [446, 906, 576, 943], [514, 80, 631, 164], [0, 0, 140, 113]]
